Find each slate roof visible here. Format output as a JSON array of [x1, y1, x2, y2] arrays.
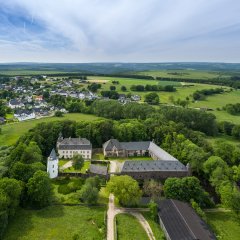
[[158, 199, 216, 240], [103, 139, 123, 151], [121, 160, 187, 172], [49, 149, 57, 160], [9, 99, 22, 105], [89, 164, 108, 175], [58, 137, 92, 150], [103, 139, 178, 161], [121, 141, 151, 151], [149, 142, 178, 161]]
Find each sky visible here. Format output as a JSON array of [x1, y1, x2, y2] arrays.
[[0, 0, 240, 63]]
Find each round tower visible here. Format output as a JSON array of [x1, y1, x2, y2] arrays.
[[47, 149, 59, 178]]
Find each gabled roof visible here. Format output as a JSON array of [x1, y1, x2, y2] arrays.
[[103, 139, 123, 151], [9, 99, 22, 105], [149, 142, 178, 161], [121, 141, 151, 151], [49, 149, 57, 160], [158, 199, 216, 240], [121, 160, 187, 172], [58, 137, 92, 150]]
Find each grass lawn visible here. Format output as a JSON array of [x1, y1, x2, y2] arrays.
[[206, 211, 240, 240], [62, 161, 91, 173], [116, 213, 149, 240], [0, 113, 100, 146], [142, 212, 165, 240], [3, 205, 106, 240]]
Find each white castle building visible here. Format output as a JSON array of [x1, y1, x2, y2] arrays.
[[57, 134, 92, 159], [47, 149, 59, 178]]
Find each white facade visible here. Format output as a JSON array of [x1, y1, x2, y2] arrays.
[[58, 149, 92, 159], [9, 101, 24, 109], [14, 112, 36, 121], [47, 149, 59, 178]]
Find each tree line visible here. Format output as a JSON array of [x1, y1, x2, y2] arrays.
[[192, 88, 224, 101], [223, 103, 240, 115], [130, 84, 176, 92]]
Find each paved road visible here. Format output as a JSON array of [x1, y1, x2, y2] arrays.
[[107, 194, 115, 240], [107, 160, 155, 240]]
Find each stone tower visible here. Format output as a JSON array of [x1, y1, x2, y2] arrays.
[[47, 148, 59, 179]]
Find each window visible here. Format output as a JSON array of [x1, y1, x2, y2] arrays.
[[53, 170, 55, 173], [63, 151, 65, 153], [52, 165, 54, 168]]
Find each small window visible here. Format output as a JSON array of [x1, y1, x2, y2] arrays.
[[52, 165, 54, 168]]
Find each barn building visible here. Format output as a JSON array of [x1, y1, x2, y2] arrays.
[[158, 199, 216, 240]]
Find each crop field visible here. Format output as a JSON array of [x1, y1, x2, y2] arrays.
[[116, 213, 149, 240], [3, 206, 106, 240], [0, 113, 100, 146], [206, 211, 240, 240]]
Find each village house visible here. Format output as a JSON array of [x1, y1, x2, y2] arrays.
[[8, 99, 25, 109], [14, 110, 36, 121], [57, 134, 92, 159]]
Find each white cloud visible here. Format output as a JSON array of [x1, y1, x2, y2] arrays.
[[0, 0, 240, 62]]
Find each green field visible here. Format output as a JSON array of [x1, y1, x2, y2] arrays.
[[137, 70, 231, 80], [4, 206, 106, 240], [0, 113, 100, 146], [88, 76, 226, 101], [88, 76, 240, 124], [116, 213, 149, 240], [206, 211, 240, 240], [142, 212, 165, 240]]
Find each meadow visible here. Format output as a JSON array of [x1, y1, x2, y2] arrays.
[[0, 113, 100, 146], [116, 213, 149, 240], [206, 211, 240, 240], [136, 69, 231, 80], [88, 76, 240, 124], [3, 206, 106, 240]]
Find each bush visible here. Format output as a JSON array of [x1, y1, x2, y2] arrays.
[[58, 184, 72, 195], [55, 111, 64, 117]]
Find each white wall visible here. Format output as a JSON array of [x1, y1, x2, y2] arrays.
[[58, 149, 92, 159], [47, 158, 59, 178]]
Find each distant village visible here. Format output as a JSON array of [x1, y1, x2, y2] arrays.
[[0, 75, 141, 123]]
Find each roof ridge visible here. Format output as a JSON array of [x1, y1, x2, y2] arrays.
[[170, 199, 197, 239]]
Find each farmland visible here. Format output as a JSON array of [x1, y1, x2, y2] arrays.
[[87, 75, 240, 125], [136, 69, 232, 80]]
